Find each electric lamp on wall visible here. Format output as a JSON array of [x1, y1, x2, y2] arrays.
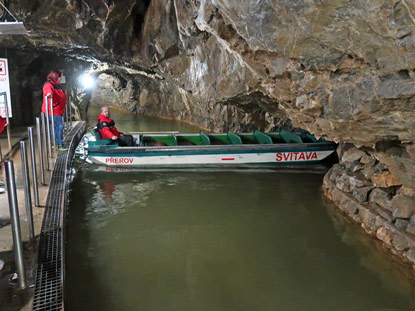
[[79, 74, 95, 89]]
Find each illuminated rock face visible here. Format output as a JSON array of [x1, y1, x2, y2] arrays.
[[3, 1, 415, 259], [136, 0, 415, 145], [5, 1, 415, 143]]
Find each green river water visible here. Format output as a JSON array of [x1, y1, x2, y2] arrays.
[[66, 106, 415, 311]]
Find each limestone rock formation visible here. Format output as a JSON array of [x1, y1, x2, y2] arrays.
[[2, 0, 415, 266], [5, 0, 415, 142]]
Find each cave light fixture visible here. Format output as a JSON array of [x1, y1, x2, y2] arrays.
[[0, 1, 28, 35], [79, 74, 95, 89]]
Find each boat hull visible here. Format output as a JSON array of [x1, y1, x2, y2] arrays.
[[87, 143, 336, 167]]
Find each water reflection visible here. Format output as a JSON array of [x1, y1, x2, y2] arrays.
[[67, 167, 415, 311], [99, 181, 116, 203], [325, 198, 415, 302]]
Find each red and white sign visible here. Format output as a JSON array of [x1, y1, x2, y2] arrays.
[[0, 58, 12, 118], [0, 60, 7, 76]]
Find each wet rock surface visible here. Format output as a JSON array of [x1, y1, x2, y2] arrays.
[[1, 0, 415, 269], [324, 144, 415, 268], [2, 0, 415, 140]]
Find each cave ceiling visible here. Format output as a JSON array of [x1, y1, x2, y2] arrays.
[[0, 0, 414, 144]]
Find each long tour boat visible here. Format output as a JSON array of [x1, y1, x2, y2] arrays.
[[85, 129, 337, 168]]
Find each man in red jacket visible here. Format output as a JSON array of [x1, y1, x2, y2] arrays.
[[97, 107, 135, 146]]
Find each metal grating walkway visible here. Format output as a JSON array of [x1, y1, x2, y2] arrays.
[[32, 122, 86, 311]]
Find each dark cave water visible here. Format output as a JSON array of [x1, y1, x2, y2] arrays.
[[65, 106, 415, 311]]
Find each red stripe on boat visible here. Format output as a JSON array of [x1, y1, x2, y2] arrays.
[[221, 158, 235, 161]]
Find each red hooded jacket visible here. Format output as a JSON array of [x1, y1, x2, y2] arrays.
[[97, 114, 123, 139], [42, 80, 67, 116], [0, 116, 6, 134]]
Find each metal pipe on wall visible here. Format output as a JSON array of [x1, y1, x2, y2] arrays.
[[4, 160, 27, 289]]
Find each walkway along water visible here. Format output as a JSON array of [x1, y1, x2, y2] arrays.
[[0, 120, 86, 311], [0, 125, 51, 311], [32, 121, 85, 311]]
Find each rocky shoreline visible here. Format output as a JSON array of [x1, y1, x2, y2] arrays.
[[323, 144, 415, 268]]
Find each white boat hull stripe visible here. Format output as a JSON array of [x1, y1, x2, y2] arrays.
[[88, 150, 334, 166]]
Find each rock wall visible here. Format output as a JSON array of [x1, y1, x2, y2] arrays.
[[88, 67, 283, 132], [2, 1, 415, 266], [4, 1, 415, 142], [137, 0, 415, 145]]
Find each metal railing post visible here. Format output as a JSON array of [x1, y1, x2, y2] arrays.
[[64, 100, 68, 130], [41, 113, 51, 169], [68, 95, 72, 127], [36, 117, 46, 185], [20, 142, 35, 240], [50, 98, 56, 148], [63, 102, 66, 130], [44, 97, 52, 157], [28, 127, 40, 206], [4, 160, 27, 289], [4, 95, 11, 150]]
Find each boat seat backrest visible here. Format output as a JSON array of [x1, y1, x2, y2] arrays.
[[200, 131, 211, 145], [227, 131, 242, 144], [134, 135, 142, 146], [254, 130, 273, 144], [91, 127, 116, 146], [280, 130, 303, 143], [301, 133, 317, 143], [93, 127, 102, 140], [170, 134, 178, 146]]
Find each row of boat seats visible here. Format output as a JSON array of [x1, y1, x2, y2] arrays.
[[92, 128, 115, 145], [199, 131, 243, 145], [253, 130, 304, 144], [169, 131, 233, 145], [168, 130, 306, 145], [253, 130, 310, 144], [200, 131, 243, 145], [93, 127, 314, 146]]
